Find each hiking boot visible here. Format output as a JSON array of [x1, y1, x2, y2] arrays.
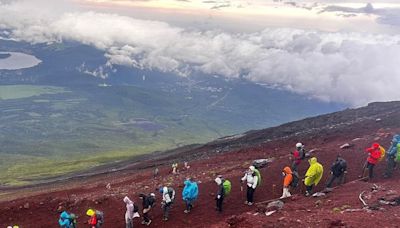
[[247, 202, 253, 206], [163, 217, 169, 221], [146, 220, 152, 226], [305, 191, 311, 197], [184, 209, 190, 213]]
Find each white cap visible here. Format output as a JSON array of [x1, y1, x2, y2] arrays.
[[249, 166, 255, 172], [150, 193, 155, 197], [296, 142, 303, 148]]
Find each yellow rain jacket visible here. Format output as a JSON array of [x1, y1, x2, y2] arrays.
[[304, 157, 324, 186]]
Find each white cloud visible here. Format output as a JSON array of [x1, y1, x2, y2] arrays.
[[1, 0, 400, 106]]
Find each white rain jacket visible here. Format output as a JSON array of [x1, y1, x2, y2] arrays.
[[123, 196, 139, 223], [241, 172, 258, 189], [162, 187, 175, 204]]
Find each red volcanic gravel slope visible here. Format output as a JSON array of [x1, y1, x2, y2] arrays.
[[2, 101, 400, 227]]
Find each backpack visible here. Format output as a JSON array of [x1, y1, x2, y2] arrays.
[[70, 214, 77, 228], [396, 143, 400, 162], [290, 171, 300, 188], [167, 188, 175, 200], [133, 204, 139, 213], [96, 211, 104, 225], [223, 180, 231, 196], [299, 148, 306, 160], [253, 169, 262, 185], [379, 146, 386, 161]]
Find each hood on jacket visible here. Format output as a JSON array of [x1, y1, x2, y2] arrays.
[[163, 186, 168, 194], [308, 157, 317, 165], [60, 211, 70, 219], [123, 196, 133, 204], [373, 143, 380, 149], [184, 180, 191, 186], [215, 177, 222, 185], [283, 166, 292, 174]]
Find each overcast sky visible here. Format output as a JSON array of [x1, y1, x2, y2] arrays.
[[1, 0, 400, 106]]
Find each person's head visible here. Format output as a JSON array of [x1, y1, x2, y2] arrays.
[[372, 143, 380, 149], [123, 196, 132, 204], [283, 166, 292, 176], [296, 142, 303, 149], [215, 177, 222, 185], [308, 157, 317, 165], [86, 209, 95, 217], [249, 165, 255, 173], [150, 193, 155, 198]]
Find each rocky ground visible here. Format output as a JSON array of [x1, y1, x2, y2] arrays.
[[2, 101, 400, 227]]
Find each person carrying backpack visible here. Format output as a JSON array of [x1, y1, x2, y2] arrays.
[[59, 211, 76, 228], [241, 166, 259, 206], [160, 186, 175, 221], [182, 178, 199, 213], [384, 135, 400, 178], [325, 155, 347, 189], [362, 143, 382, 181], [304, 157, 324, 196], [292, 142, 306, 172], [86, 209, 104, 228], [214, 176, 225, 212], [139, 193, 155, 226], [123, 196, 140, 228], [280, 166, 293, 199]]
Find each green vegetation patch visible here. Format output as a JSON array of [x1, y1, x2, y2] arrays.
[[0, 85, 67, 100]]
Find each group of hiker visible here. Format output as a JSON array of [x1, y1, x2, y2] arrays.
[[57, 134, 400, 227]]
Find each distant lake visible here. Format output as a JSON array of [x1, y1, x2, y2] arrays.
[[0, 52, 42, 70]]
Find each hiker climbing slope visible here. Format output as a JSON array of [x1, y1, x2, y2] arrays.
[[58, 211, 76, 228], [139, 193, 155, 226], [241, 166, 260, 205], [215, 176, 230, 212], [123, 196, 139, 228], [86, 209, 104, 228], [363, 143, 383, 181], [182, 178, 199, 213], [384, 135, 400, 178], [280, 166, 293, 199], [304, 157, 324, 196], [292, 142, 306, 172], [160, 186, 175, 221], [326, 155, 347, 189]]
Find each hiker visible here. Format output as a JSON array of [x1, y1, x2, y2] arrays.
[[241, 166, 259, 205], [172, 163, 178, 174], [184, 161, 190, 170], [59, 211, 77, 228], [292, 142, 306, 172], [123, 196, 139, 228], [86, 209, 104, 228], [154, 167, 159, 178], [304, 157, 324, 196], [280, 166, 293, 199], [214, 176, 225, 212], [139, 193, 155, 226], [384, 135, 400, 178], [362, 143, 382, 180], [160, 186, 175, 221], [182, 178, 199, 213], [326, 155, 347, 189]]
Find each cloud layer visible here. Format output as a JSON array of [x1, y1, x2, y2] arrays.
[[1, 1, 400, 106]]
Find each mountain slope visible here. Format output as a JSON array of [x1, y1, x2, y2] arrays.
[[1, 101, 400, 227]]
